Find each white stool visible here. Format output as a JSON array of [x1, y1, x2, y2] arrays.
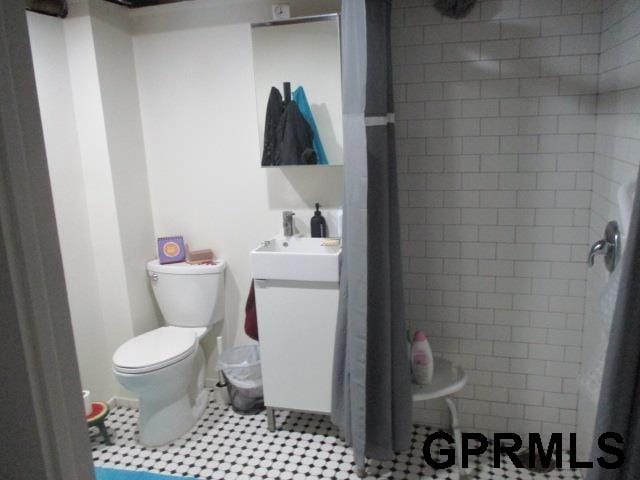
[[412, 357, 468, 479]]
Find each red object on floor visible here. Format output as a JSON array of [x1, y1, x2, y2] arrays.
[[86, 401, 109, 422], [87, 401, 112, 445], [244, 281, 259, 341]]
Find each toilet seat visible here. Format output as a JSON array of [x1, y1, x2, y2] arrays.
[[113, 326, 198, 374]]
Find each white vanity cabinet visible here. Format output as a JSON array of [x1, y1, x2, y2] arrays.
[[250, 236, 341, 426], [254, 279, 339, 414]]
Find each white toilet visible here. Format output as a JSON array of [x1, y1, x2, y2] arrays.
[[112, 259, 225, 446]]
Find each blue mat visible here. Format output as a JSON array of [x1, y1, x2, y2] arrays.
[[95, 467, 198, 480]]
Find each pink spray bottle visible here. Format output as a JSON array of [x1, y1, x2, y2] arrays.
[[411, 331, 434, 385]]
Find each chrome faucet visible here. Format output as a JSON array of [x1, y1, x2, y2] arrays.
[[282, 211, 295, 237]]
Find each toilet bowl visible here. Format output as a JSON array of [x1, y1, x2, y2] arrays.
[[112, 260, 225, 446]]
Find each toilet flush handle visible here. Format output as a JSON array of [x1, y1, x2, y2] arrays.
[[149, 273, 159, 283]]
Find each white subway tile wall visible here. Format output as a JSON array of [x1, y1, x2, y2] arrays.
[[392, 0, 602, 438], [577, 0, 640, 459]]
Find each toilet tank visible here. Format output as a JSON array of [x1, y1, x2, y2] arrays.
[[147, 260, 226, 328]]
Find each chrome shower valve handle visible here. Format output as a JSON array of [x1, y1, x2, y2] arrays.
[[587, 240, 607, 265], [587, 221, 620, 273]]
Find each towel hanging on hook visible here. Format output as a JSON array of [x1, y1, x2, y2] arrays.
[[283, 82, 291, 104], [261, 82, 316, 165]]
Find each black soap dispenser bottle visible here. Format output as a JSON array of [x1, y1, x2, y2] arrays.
[[310, 203, 328, 238]]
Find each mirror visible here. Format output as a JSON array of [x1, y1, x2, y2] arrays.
[[251, 15, 343, 167]]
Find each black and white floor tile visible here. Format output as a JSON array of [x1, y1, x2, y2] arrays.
[[91, 392, 582, 480]]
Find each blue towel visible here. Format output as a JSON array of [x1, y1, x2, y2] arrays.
[[292, 86, 329, 165], [95, 467, 199, 480]]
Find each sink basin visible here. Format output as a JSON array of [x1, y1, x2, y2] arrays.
[[251, 236, 341, 282]]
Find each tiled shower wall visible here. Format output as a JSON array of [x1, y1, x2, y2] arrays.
[[392, 0, 601, 437], [577, 0, 640, 458]]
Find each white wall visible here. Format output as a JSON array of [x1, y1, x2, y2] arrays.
[[577, 0, 640, 459], [130, 0, 344, 379], [65, 4, 141, 398], [392, 0, 600, 438], [28, 0, 159, 399], [89, 0, 159, 338], [27, 11, 116, 400]]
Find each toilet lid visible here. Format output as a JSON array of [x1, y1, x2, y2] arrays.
[[113, 327, 198, 374]]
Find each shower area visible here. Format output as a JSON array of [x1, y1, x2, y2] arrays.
[[392, 0, 639, 458]]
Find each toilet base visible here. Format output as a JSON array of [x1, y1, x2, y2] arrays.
[[136, 350, 209, 447], [114, 346, 210, 447], [138, 393, 197, 447], [193, 388, 208, 421], [137, 388, 209, 447]]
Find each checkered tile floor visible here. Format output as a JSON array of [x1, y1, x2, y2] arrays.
[[91, 392, 582, 479]]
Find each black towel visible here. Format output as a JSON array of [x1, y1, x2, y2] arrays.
[[261, 87, 283, 166], [275, 101, 317, 166], [261, 86, 317, 166]]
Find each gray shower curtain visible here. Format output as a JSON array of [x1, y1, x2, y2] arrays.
[[587, 168, 640, 479], [332, 0, 412, 472]]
